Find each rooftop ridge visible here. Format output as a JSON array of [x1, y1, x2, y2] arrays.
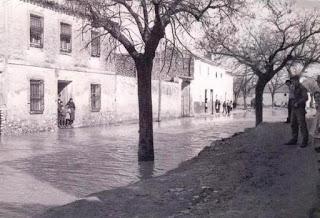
[[20, 0, 76, 16]]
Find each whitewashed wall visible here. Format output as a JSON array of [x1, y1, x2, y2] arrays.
[[190, 59, 233, 113]]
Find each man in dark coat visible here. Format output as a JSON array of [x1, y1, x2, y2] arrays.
[[285, 79, 294, 123], [285, 75, 309, 147]]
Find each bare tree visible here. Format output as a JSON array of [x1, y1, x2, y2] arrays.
[[64, 0, 243, 161], [267, 71, 286, 107], [202, 0, 320, 126]]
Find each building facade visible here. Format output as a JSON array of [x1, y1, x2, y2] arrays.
[[0, 0, 120, 134], [191, 58, 233, 114], [0, 0, 233, 135]]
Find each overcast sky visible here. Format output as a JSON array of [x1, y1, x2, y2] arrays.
[[296, 0, 320, 8]]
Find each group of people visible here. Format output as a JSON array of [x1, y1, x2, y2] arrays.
[[284, 75, 320, 149], [214, 100, 234, 116], [58, 98, 76, 128]]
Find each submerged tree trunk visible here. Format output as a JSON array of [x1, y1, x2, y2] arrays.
[[255, 78, 267, 126], [135, 56, 154, 161]]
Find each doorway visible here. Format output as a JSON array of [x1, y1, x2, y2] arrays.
[[57, 80, 72, 126], [58, 80, 72, 104]]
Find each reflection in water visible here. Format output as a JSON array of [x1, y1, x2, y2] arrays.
[[64, 129, 76, 139], [138, 161, 155, 179]]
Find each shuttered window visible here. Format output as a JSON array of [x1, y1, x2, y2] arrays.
[[60, 23, 72, 53], [30, 80, 44, 114], [91, 31, 101, 57], [91, 84, 101, 112], [30, 15, 43, 48]]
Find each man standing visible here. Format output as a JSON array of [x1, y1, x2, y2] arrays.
[[66, 98, 76, 126], [317, 75, 320, 91], [222, 101, 227, 114], [285, 79, 294, 123], [285, 75, 309, 147]]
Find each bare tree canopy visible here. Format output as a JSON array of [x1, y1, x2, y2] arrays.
[[63, 0, 244, 161], [65, 0, 244, 58], [202, 0, 320, 125]]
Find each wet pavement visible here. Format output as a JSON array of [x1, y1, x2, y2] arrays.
[[0, 109, 286, 217]]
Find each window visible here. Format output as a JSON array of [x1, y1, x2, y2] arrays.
[[60, 23, 72, 53], [91, 84, 101, 111], [91, 31, 101, 57], [30, 15, 43, 48], [30, 80, 44, 114]]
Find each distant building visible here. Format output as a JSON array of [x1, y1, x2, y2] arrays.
[[191, 57, 233, 114], [116, 52, 234, 116]]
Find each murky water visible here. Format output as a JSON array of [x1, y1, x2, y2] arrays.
[[0, 109, 286, 217]]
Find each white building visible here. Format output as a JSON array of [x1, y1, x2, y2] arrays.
[[191, 57, 233, 114]]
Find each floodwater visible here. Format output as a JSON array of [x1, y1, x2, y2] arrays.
[[0, 109, 286, 217]]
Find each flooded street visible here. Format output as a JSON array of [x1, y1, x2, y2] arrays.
[[0, 109, 286, 217]]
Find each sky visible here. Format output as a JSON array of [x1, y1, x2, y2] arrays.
[[296, 0, 320, 8]]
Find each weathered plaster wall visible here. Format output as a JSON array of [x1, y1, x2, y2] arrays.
[[2, 64, 117, 134], [2, 64, 181, 135], [2, 0, 115, 73], [4, 64, 57, 134], [115, 76, 182, 122]]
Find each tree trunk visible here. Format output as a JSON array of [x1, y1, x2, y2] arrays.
[[234, 93, 239, 106], [242, 89, 247, 109], [271, 92, 275, 107], [255, 78, 267, 126], [243, 95, 247, 110], [135, 56, 154, 161]]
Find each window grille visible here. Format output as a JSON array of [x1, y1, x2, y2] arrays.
[[30, 80, 44, 114], [60, 23, 72, 53], [91, 31, 101, 57], [91, 84, 101, 111], [30, 15, 43, 48]]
